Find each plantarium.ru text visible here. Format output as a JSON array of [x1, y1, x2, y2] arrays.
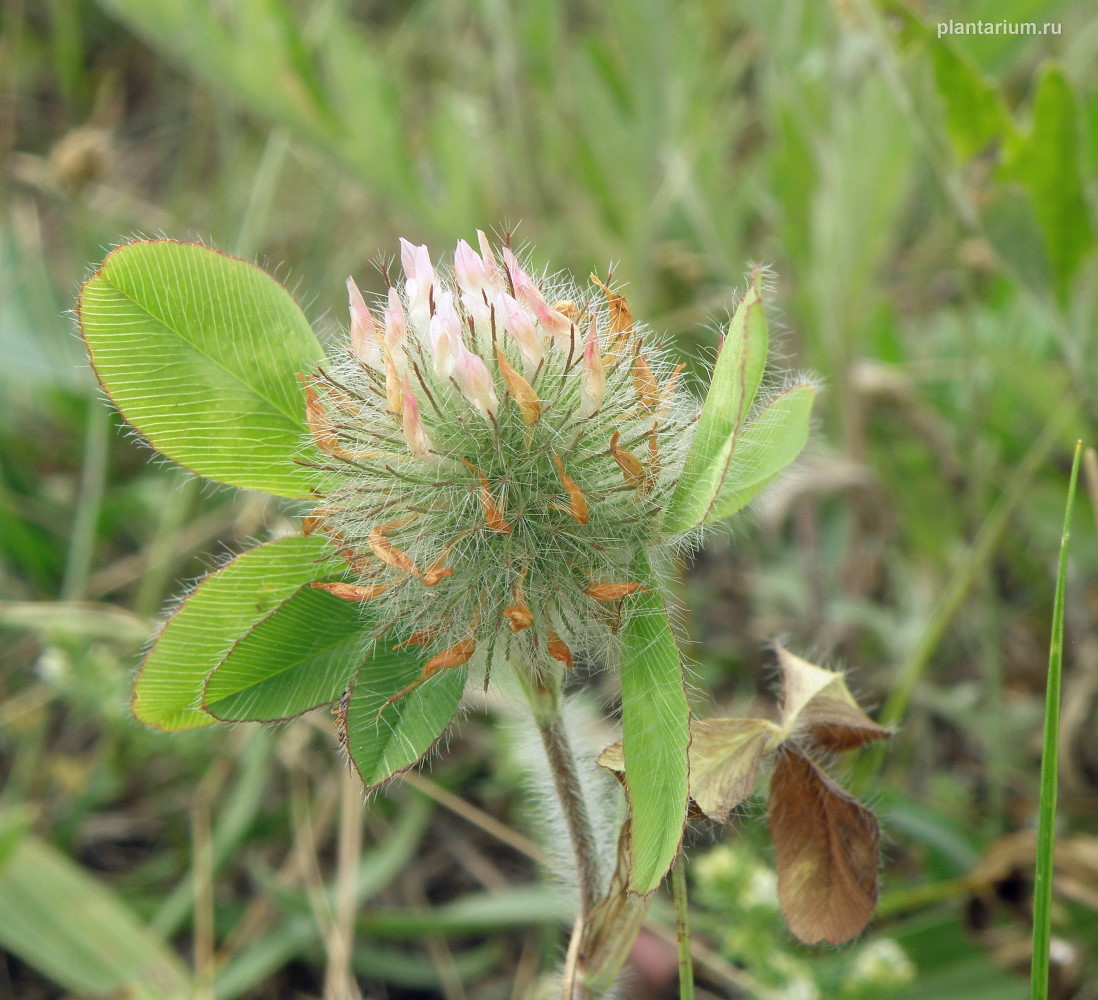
[[77, 233, 887, 997]]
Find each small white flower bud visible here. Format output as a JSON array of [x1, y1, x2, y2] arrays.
[[347, 277, 382, 367], [499, 292, 545, 367], [401, 378, 434, 459], [579, 313, 606, 417], [454, 239, 488, 296], [453, 341, 498, 420], [400, 238, 435, 329], [428, 291, 461, 378]]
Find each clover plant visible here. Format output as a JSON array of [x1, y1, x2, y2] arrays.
[[78, 235, 885, 997]]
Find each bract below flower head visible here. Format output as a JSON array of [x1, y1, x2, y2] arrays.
[[303, 234, 698, 683]]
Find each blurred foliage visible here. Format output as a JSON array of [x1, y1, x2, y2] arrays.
[[1, 0, 1096, 996]]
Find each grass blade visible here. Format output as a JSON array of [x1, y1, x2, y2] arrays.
[[0, 830, 192, 998], [1030, 439, 1082, 1000]]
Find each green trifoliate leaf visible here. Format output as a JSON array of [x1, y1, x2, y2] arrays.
[[203, 585, 368, 722], [705, 381, 816, 523], [340, 654, 466, 793], [133, 535, 345, 731], [664, 270, 769, 533], [78, 240, 324, 498], [619, 552, 690, 894]]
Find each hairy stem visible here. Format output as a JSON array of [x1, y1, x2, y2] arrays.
[[536, 710, 602, 920], [517, 668, 604, 998]]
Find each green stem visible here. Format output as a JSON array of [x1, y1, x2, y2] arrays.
[[1030, 440, 1081, 1000], [671, 851, 695, 1000]]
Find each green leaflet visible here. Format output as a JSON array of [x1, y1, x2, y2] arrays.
[[203, 585, 369, 722], [664, 271, 768, 533], [133, 535, 345, 731], [78, 240, 324, 498], [619, 552, 690, 894], [999, 66, 1093, 307], [706, 381, 816, 523], [342, 654, 466, 793], [921, 24, 1014, 161]]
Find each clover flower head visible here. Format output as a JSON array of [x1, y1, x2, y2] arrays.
[[302, 234, 697, 683]]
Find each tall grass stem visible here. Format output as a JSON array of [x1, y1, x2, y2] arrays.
[[1030, 439, 1082, 1000]]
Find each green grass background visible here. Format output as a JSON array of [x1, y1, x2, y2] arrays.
[[1, 0, 1096, 997]]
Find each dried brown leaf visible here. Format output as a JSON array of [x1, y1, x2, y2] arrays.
[[461, 459, 512, 534], [775, 646, 841, 731], [798, 697, 892, 752], [589, 273, 633, 335], [553, 454, 590, 524], [311, 580, 396, 602], [688, 717, 781, 822], [301, 380, 351, 460], [585, 581, 648, 601], [423, 638, 476, 677], [601, 717, 781, 823], [631, 352, 660, 413], [597, 740, 625, 776], [546, 630, 574, 669], [579, 818, 651, 990], [495, 345, 541, 424], [775, 646, 887, 751], [368, 517, 420, 576], [767, 749, 880, 945], [609, 431, 647, 491]]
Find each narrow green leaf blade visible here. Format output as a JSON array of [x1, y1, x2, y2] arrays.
[[620, 555, 690, 894], [78, 240, 324, 498], [705, 381, 816, 523], [204, 585, 367, 722], [0, 832, 192, 999], [343, 654, 466, 793], [134, 535, 344, 731], [665, 270, 769, 532], [1031, 441, 1082, 1000]]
